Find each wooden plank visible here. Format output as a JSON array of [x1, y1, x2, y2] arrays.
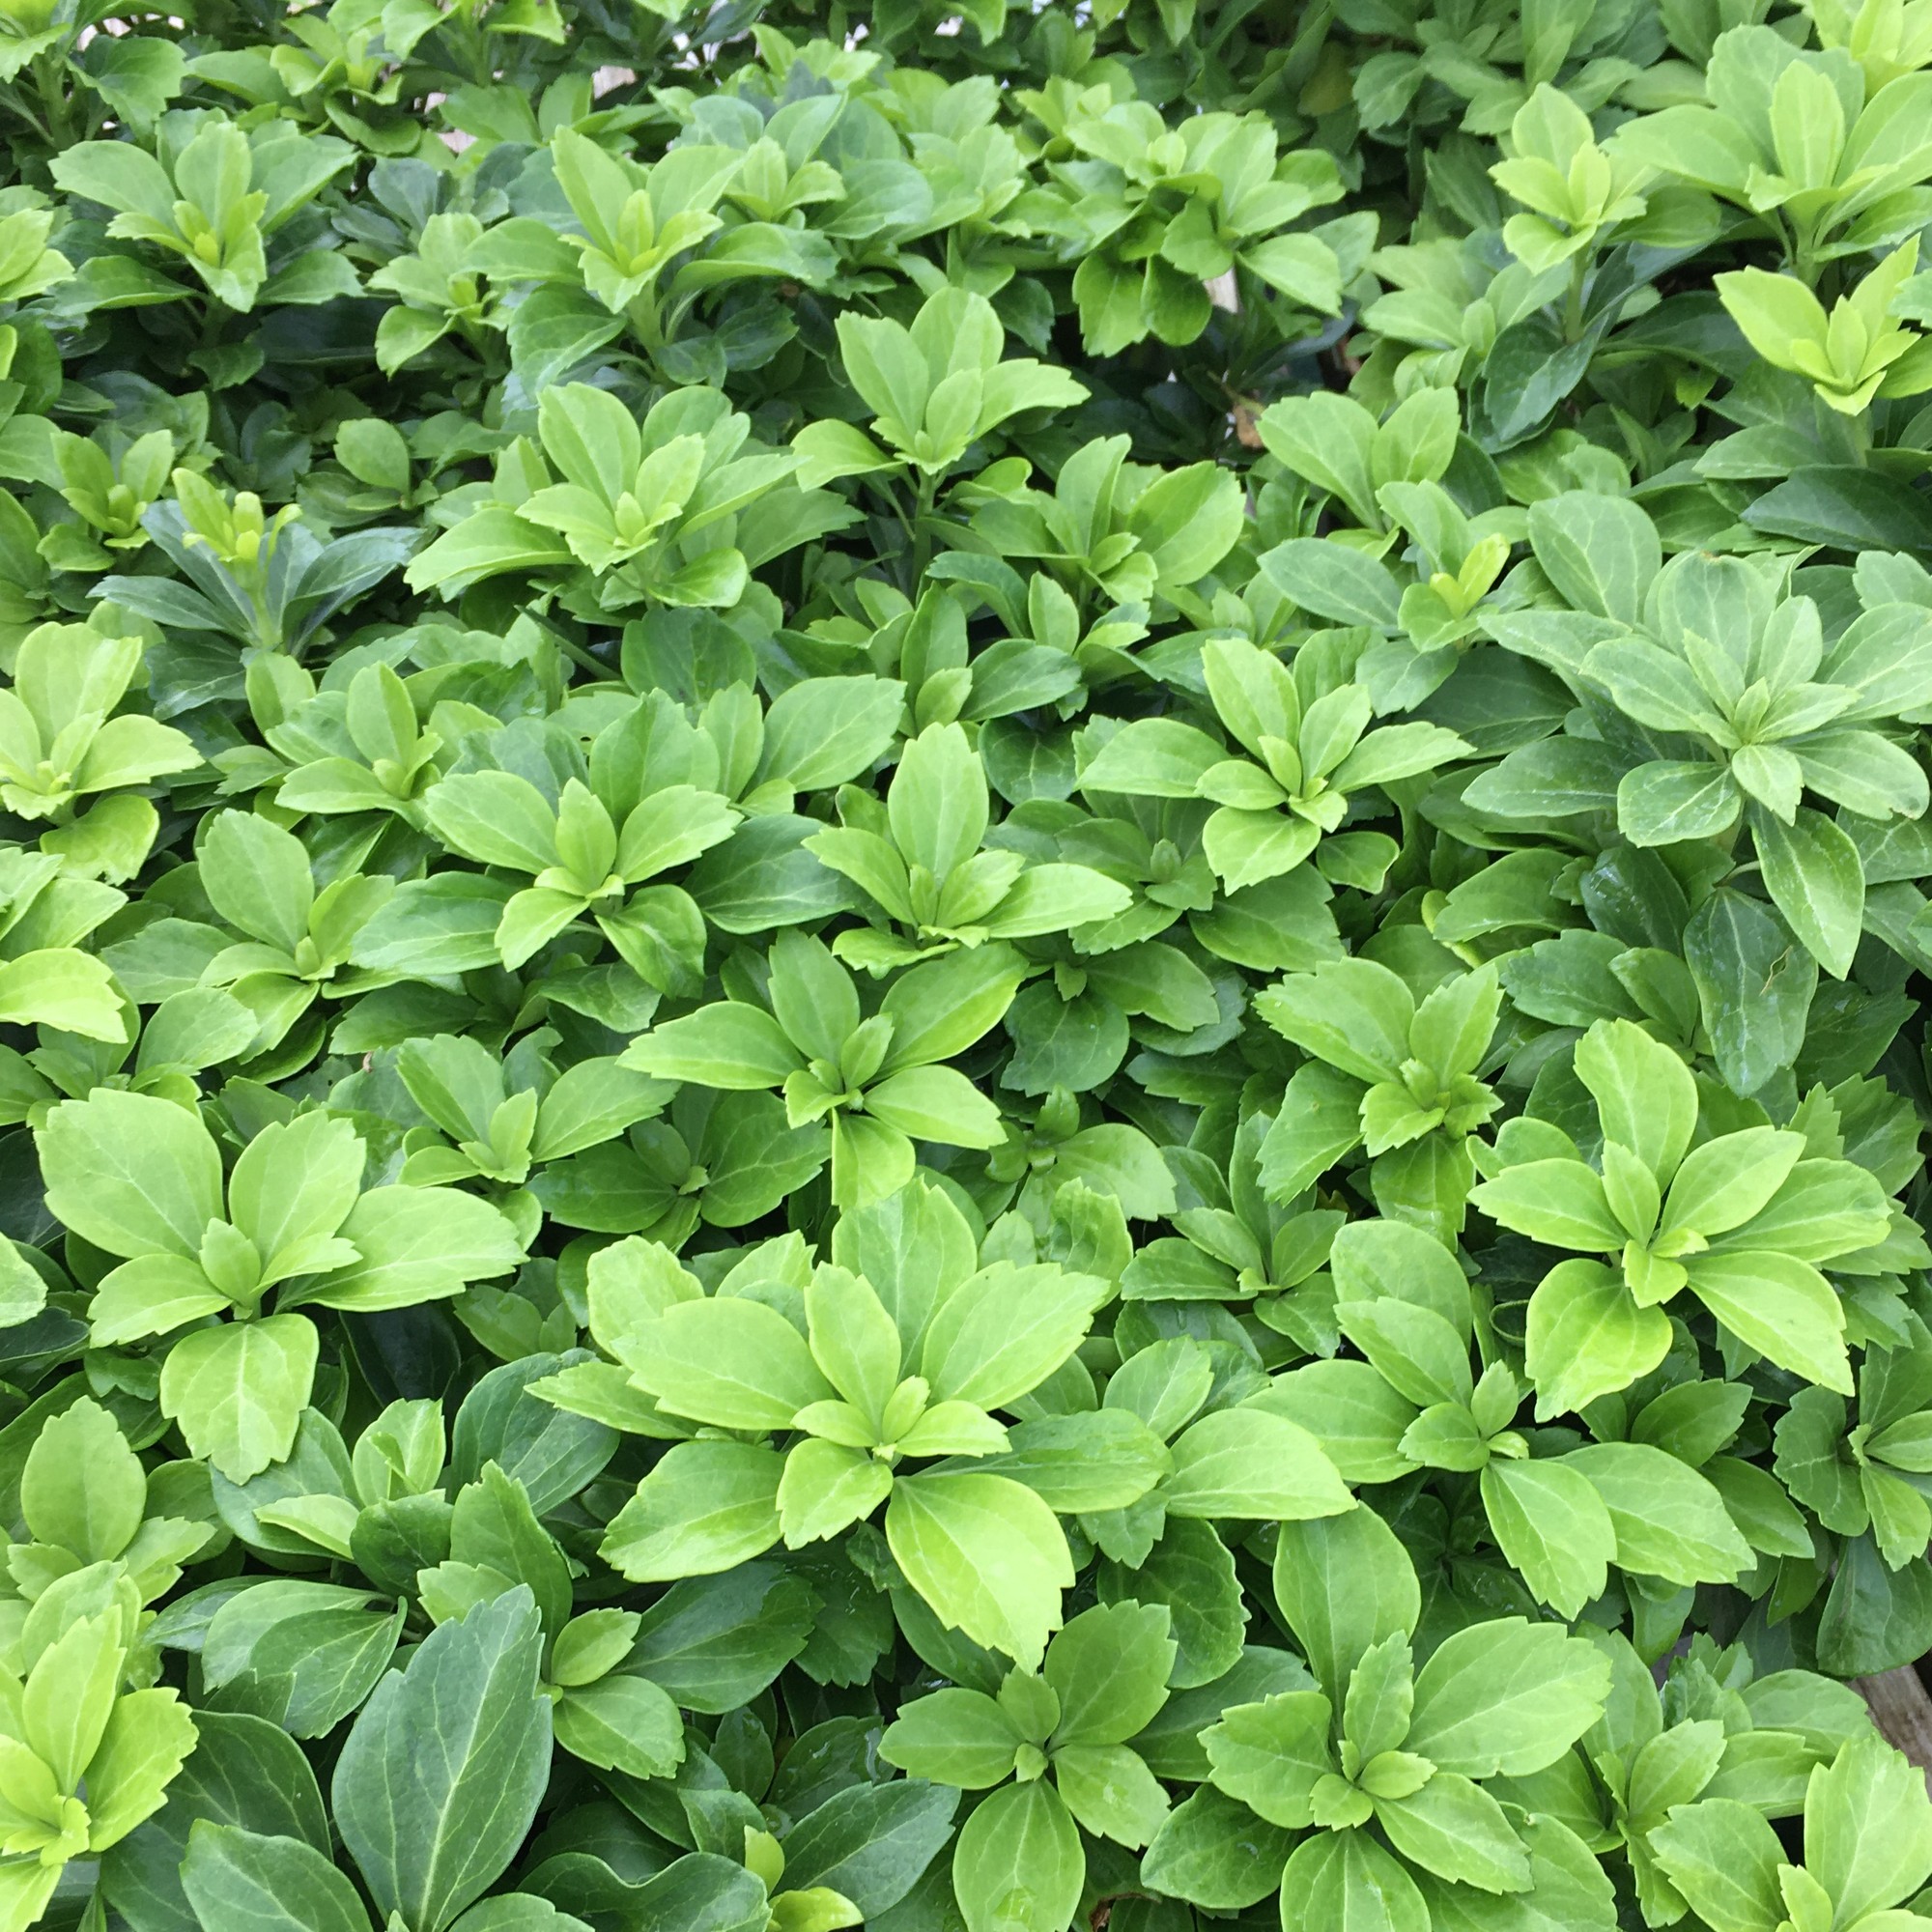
[[1858, 1666, 1932, 1792]]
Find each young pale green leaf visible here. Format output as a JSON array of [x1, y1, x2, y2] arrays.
[[600, 1441, 785, 1581], [160, 1315, 319, 1484], [950, 1780, 1084, 1932], [1404, 1620, 1611, 1776], [1272, 1507, 1419, 1695], [886, 1470, 1074, 1669]]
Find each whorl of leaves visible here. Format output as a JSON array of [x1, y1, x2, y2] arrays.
[[5, 0, 1932, 1929]]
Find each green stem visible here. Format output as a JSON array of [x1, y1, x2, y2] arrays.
[[462, 13, 495, 87], [625, 293, 665, 355], [553, 631, 612, 678], [1563, 251, 1589, 341], [1776, 210, 1810, 285], [884, 480, 919, 592], [31, 48, 70, 151], [909, 471, 939, 586]]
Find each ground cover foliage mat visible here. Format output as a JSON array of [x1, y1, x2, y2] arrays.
[[13, 0, 1932, 1927]]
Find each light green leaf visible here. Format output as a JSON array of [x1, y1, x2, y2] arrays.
[[599, 1441, 785, 1580], [160, 1314, 319, 1483], [1478, 1457, 1616, 1620], [36, 1089, 222, 1262], [886, 1471, 1074, 1669], [1647, 1798, 1786, 1932], [1523, 1259, 1674, 1416], [1753, 804, 1865, 978], [1405, 1619, 1611, 1776], [1280, 1829, 1430, 1932], [637, 1295, 835, 1430], [1162, 1408, 1354, 1521], [1272, 1507, 1419, 1694], [950, 1780, 1084, 1932]]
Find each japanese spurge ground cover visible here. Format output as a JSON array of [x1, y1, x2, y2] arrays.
[[12, 2, 1932, 1932]]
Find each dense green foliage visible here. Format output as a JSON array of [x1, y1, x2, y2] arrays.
[[8, 0, 1932, 1926]]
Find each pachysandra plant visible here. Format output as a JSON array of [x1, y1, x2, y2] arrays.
[[7, 1395, 212, 1606], [408, 382, 807, 612], [1257, 956, 1503, 1238], [49, 112, 354, 310], [0, 620, 200, 880], [1121, 1112, 1344, 1352], [526, 1083, 828, 1246], [796, 286, 1089, 496], [1568, 1631, 1874, 1926], [1481, 520, 1932, 979], [1076, 638, 1470, 895], [149, 807, 398, 1052], [882, 1603, 1179, 1932], [12, 0, 1932, 1927], [1718, 239, 1932, 413], [1615, 28, 1932, 278], [806, 719, 1131, 971], [549, 124, 836, 354], [1775, 1314, 1932, 1570], [33, 1089, 523, 1478], [0, 1602, 196, 1930], [621, 932, 1023, 1206], [0, 860, 125, 1044], [421, 738, 740, 981], [592, 1183, 1138, 1666], [958, 434, 1246, 618], [1489, 85, 1657, 277], [1472, 1018, 1898, 1413], [1020, 101, 1357, 355], [1648, 1731, 1932, 1932], [46, 427, 173, 570], [246, 659, 451, 827], [1273, 1218, 1757, 1619], [1255, 387, 1463, 548], [1147, 1506, 1617, 1930], [1802, 0, 1932, 88], [0, 210, 68, 306]]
